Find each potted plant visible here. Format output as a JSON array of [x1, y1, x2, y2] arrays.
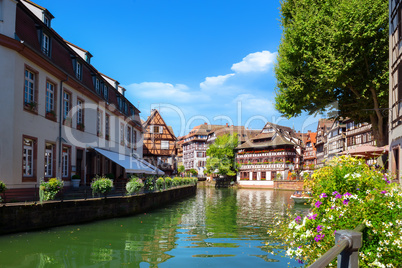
[[126, 176, 144, 195], [25, 101, 37, 112], [91, 176, 113, 198], [46, 110, 56, 120], [71, 174, 80, 188], [39, 178, 64, 202]]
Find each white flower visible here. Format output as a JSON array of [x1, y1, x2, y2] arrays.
[[285, 248, 294, 257], [344, 174, 350, 178]]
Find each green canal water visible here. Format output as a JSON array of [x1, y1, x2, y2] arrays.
[[0, 188, 309, 267]]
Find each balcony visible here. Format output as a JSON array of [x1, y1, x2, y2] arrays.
[[346, 124, 372, 136], [239, 163, 294, 171], [237, 151, 296, 158]]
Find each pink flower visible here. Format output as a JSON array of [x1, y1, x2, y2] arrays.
[[314, 233, 325, 242], [343, 199, 349, 205], [315, 201, 323, 208], [332, 191, 339, 195], [308, 214, 317, 220], [317, 225, 323, 232], [295, 216, 301, 223], [343, 192, 352, 197], [320, 193, 327, 199], [335, 194, 342, 199]]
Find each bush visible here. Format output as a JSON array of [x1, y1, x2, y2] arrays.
[[173, 177, 181, 187], [156, 177, 165, 191], [126, 176, 144, 195], [91, 176, 113, 197], [144, 178, 155, 192], [39, 178, 63, 202], [271, 156, 402, 267], [0, 181, 6, 194], [165, 177, 173, 188]]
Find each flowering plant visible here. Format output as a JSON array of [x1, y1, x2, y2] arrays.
[[156, 177, 165, 191], [91, 176, 113, 197], [164, 177, 173, 188], [126, 176, 144, 195], [39, 178, 63, 202], [270, 156, 402, 267]]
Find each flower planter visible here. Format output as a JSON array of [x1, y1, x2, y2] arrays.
[[71, 179, 80, 188]]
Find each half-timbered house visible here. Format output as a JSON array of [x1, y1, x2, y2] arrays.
[[142, 109, 177, 175]]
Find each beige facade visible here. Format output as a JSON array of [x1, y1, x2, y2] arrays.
[[0, 0, 143, 197]]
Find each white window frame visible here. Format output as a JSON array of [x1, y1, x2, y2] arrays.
[[77, 99, 83, 125], [62, 147, 69, 177], [42, 33, 50, 55], [103, 85, 108, 100], [45, 82, 54, 113], [95, 79, 100, 94], [23, 138, 34, 177], [24, 70, 35, 104], [97, 109, 103, 136], [44, 143, 53, 177], [63, 91, 70, 119], [161, 140, 169, 150], [76, 62, 82, 80]]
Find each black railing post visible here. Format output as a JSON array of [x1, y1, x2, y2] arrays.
[[335, 230, 362, 268]]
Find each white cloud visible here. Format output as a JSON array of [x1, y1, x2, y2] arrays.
[[125, 82, 209, 103], [233, 94, 274, 114], [199, 73, 235, 90], [231, 51, 277, 73]]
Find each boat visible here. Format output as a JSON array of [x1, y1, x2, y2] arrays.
[[290, 191, 312, 204]]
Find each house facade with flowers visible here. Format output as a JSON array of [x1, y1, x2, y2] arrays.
[[0, 0, 148, 200], [389, 0, 402, 182], [235, 122, 303, 188]]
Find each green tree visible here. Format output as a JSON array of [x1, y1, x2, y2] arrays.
[[274, 0, 388, 145], [205, 133, 239, 177], [177, 165, 185, 174]]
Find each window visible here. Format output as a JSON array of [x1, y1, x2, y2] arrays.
[[24, 69, 35, 105], [103, 85, 108, 100], [151, 125, 163, 134], [132, 130, 137, 149], [95, 78, 100, 94], [75, 61, 82, 80], [44, 143, 53, 177], [97, 109, 103, 137], [62, 146, 69, 178], [120, 123, 124, 145], [127, 126, 132, 147], [23, 138, 34, 177], [63, 91, 70, 120], [43, 14, 51, 27], [196, 152, 203, 158], [105, 114, 110, 140], [77, 99, 84, 128], [45, 81, 55, 114], [42, 33, 50, 56], [161, 141, 169, 150]]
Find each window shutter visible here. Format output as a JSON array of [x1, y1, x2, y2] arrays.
[[159, 126, 163, 134], [150, 125, 154, 133]]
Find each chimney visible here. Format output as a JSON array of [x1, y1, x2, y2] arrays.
[[308, 130, 311, 133], [226, 123, 228, 127], [204, 123, 208, 125]]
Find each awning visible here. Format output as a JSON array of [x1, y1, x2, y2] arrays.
[[93, 148, 164, 175]]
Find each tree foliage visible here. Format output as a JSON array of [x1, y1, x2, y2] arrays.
[[275, 0, 389, 145], [205, 134, 239, 177]]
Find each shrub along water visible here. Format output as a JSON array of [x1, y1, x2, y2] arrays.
[[126, 176, 144, 195], [268, 156, 402, 267], [39, 178, 63, 202], [91, 176, 113, 198], [164, 177, 173, 189], [156, 177, 165, 191]]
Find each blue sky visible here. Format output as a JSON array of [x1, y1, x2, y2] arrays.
[[33, 0, 321, 137]]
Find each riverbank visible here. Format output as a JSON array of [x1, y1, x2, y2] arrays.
[[198, 180, 304, 190], [0, 185, 196, 235]]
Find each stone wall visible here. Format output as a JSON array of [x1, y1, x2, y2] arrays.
[[274, 180, 304, 190], [0, 185, 196, 235]]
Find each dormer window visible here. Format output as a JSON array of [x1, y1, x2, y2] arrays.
[[42, 33, 50, 56], [103, 85, 108, 100], [75, 61, 82, 80], [95, 78, 100, 94], [43, 15, 50, 27]]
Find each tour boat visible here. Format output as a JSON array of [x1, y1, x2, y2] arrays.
[[290, 191, 312, 204]]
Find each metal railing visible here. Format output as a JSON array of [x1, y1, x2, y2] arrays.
[[309, 224, 365, 268]]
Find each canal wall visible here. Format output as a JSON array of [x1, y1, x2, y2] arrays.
[[0, 185, 196, 235], [236, 180, 304, 190]]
